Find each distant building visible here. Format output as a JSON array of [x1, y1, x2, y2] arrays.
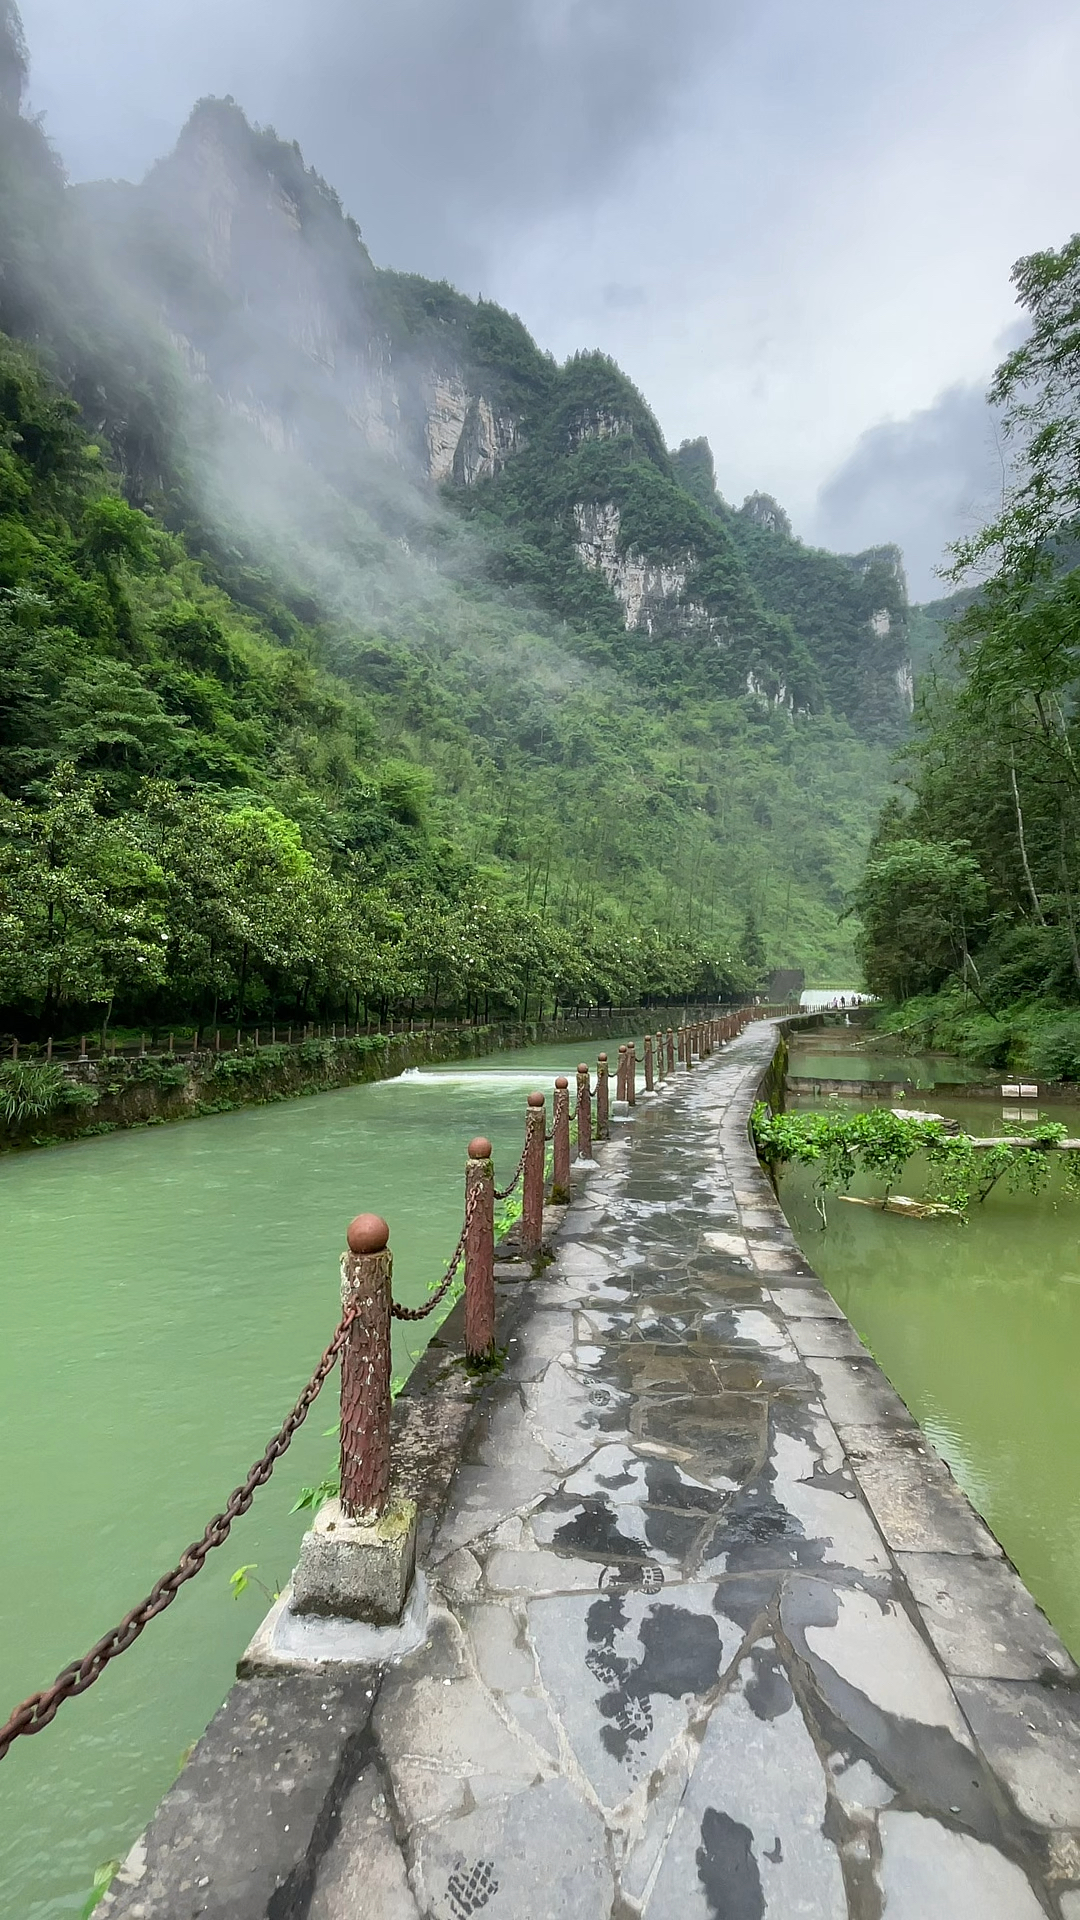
[[767, 968, 805, 1002]]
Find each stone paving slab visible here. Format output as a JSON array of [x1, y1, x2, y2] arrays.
[[308, 1021, 1080, 1919], [110, 1019, 1080, 1918]]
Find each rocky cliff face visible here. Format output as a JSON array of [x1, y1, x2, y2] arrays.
[[83, 98, 911, 736], [89, 101, 522, 495], [573, 502, 711, 639]]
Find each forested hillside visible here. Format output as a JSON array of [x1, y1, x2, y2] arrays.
[[856, 233, 1080, 1077], [671, 440, 912, 737], [0, 1, 896, 1043]]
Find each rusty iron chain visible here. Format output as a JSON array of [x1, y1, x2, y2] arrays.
[[0, 1311, 355, 1765], [390, 1183, 480, 1323], [493, 1138, 529, 1203]]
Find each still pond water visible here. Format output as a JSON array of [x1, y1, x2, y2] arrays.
[[783, 1026, 1080, 1670], [0, 1041, 598, 1919], [3, 1026, 1079, 1915]]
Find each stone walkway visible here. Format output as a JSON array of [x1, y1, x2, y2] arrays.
[[305, 1022, 1080, 1920]]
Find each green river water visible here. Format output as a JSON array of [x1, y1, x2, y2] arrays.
[[5, 1027, 1080, 1915], [0, 1040, 599, 1919]]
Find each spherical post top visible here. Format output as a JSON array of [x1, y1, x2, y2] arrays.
[[468, 1136, 493, 1160], [555, 1076, 568, 1090], [347, 1213, 390, 1255], [597, 1053, 607, 1063], [578, 1063, 589, 1074], [527, 1091, 546, 1108]]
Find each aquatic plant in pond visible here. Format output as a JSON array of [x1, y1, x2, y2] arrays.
[[751, 1102, 1080, 1220]]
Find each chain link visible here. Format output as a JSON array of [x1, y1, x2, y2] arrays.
[[493, 1138, 529, 1203], [0, 1312, 354, 1765], [390, 1184, 480, 1323]]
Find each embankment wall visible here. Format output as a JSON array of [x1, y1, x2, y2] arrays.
[[0, 1011, 669, 1153]]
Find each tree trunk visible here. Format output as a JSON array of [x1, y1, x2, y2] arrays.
[[1010, 755, 1046, 924], [235, 945, 250, 1028]]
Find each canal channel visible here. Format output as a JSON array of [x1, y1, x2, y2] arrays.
[[0, 1040, 593, 1919]]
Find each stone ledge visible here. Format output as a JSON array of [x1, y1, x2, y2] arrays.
[[100, 1673, 378, 1920]]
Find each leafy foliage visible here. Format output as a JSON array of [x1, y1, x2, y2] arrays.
[[752, 1102, 1073, 1220], [856, 228, 1080, 1072]]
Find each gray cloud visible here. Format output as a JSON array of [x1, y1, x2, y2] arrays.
[[809, 383, 1011, 601], [21, 0, 735, 280], [17, 0, 1080, 588], [276, 0, 736, 277]]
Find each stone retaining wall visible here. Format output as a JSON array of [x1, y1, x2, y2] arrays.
[[0, 1010, 667, 1153]]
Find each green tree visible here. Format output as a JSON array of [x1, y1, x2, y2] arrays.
[[0, 767, 166, 1028], [855, 840, 988, 1004], [739, 907, 766, 982]]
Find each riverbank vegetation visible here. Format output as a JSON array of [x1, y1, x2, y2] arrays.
[[0, 327, 887, 1040], [752, 1103, 1078, 1221], [856, 232, 1080, 1078]]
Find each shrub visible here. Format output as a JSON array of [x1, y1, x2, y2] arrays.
[[1026, 1014, 1080, 1083]]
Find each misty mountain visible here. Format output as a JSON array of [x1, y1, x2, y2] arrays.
[[0, 2, 899, 1001], [70, 97, 913, 740]]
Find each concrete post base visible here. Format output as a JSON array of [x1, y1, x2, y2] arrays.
[[610, 1098, 632, 1122], [291, 1496, 417, 1626]]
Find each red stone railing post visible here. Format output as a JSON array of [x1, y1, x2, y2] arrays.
[[616, 1044, 628, 1101], [522, 1093, 546, 1253], [627, 1043, 637, 1106], [339, 1214, 393, 1521], [644, 1033, 654, 1093], [465, 1138, 496, 1362], [552, 1078, 572, 1202], [667, 1027, 675, 1073], [685, 1024, 694, 1070], [596, 1054, 610, 1138], [576, 1063, 592, 1161]]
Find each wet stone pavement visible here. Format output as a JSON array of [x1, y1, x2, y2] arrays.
[[311, 1022, 1080, 1920]]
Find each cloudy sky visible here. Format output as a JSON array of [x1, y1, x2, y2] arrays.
[[17, 0, 1080, 596]]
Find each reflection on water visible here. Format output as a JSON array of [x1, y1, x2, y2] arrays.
[[789, 1031, 987, 1086], [780, 1024, 1080, 1661]]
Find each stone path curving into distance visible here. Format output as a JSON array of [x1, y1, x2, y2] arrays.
[[306, 1020, 1080, 1920]]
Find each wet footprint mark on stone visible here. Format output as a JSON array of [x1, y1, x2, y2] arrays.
[[447, 1859, 500, 1918], [695, 1809, 764, 1920]]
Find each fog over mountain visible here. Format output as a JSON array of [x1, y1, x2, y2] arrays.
[[18, 0, 1080, 600]]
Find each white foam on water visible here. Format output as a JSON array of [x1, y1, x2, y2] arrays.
[[383, 1068, 568, 1090], [383, 1066, 641, 1091]]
